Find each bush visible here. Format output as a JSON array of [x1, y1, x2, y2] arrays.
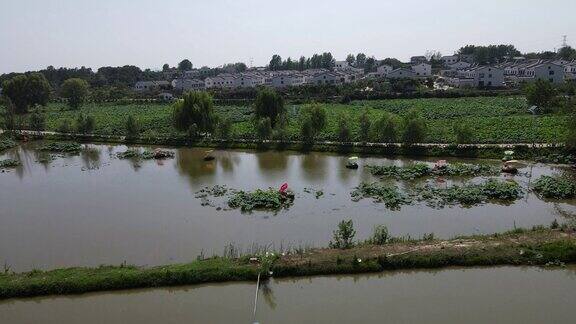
[[524, 79, 557, 113], [172, 91, 217, 134], [329, 219, 356, 249], [371, 113, 397, 143], [125, 115, 140, 139], [57, 119, 72, 133], [358, 110, 371, 142], [453, 123, 474, 144], [76, 114, 95, 134], [402, 109, 426, 144], [256, 117, 272, 140], [254, 88, 285, 128], [370, 225, 389, 245], [337, 114, 351, 142], [299, 103, 327, 142], [217, 117, 233, 139], [2, 73, 51, 114], [29, 111, 45, 132]]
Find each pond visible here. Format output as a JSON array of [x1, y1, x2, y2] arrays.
[[1, 266, 575, 323], [1, 142, 575, 271]]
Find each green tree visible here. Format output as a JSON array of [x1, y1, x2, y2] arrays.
[[269, 54, 282, 71], [402, 110, 427, 145], [162, 64, 170, 72], [218, 117, 233, 139], [300, 119, 315, 144], [29, 110, 45, 132], [178, 59, 193, 71], [57, 119, 72, 134], [371, 113, 397, 143], [358, 110, 371, 142], [60, 78, 89, 109], [172, 91, 217, 135], [300, 103, 327, 142], [256, 117, 272, 140], [254, 88, 285, 128], [524, 79, 558, 113], [125, 115, 140, 139], [453, 123, 474, 144], [337, 114, 351, 142], [272, 113, 289, 141], [566, 114, 576, 151], [345, 54, 355, 66], [329, 219, 356, 249], [76, 114, 95, 134], [558, 46, 576, 60], [2, 73, 51, 114], [355, 53, 367, 68], [0, 96, 17, 130]]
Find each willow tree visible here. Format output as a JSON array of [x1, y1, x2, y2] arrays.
[[172, 91, 217, 136]]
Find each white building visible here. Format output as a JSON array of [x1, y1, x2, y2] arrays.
[[134, 80, 170, 92], [523, 63, 565, 84], [171, 78, 205, 92], [334, 61, 350, 70], [448, 61, 472, 70], [469, 66, 504, 87], [411, 63, 432, 77], [387, 68, 416, 79], [441, 55, 459, 66]]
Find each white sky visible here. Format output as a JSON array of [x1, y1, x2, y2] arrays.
[[1, 0, 575, 73]]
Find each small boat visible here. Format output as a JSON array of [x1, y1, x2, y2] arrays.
[[346, 156, 359, 169]]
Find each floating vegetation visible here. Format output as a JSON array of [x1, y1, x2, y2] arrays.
[[0, 139, 16, 152], [416, 179, 523, 208], [0, 159, 19, 168], [351, 182, 412, 209], [304, 187, 324, 199], [39, 142, 82, 154], [367, 162, 499, 180], [228, 188, 294, 212], [533, 175, 576, 199], [116, 148, 175, 160]]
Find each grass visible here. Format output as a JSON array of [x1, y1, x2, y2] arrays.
[[533, 175, 576, 199], [7, 96, 569, 144], [0, 228, 574, 300]]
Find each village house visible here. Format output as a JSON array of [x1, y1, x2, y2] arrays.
[[448, 61, 472, 70], [171, 78, 205, 92], [410, 56, 428, 64], [411, 63, 432, 77], [134, 80, 170, 92], [441, 55, 459, 66], [387, 68, 416, 79], [334, 61, 350, 69]]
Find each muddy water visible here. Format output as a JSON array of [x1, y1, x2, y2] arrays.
[[1, 266, 575, 324], [1, 142, 575, 271]]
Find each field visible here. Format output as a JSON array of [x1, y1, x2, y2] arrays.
[[8, 96, 569, 143]]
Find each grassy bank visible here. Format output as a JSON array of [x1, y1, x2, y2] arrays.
[[7, 96, 569, 144], [1, 228, 575, 300]]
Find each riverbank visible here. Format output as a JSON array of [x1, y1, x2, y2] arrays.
[[4, 130, 571, 162], [1, 228, 574, 300]]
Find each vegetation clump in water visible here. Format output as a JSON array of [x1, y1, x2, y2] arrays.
[[417, 179, 522, 208], [39, 142, 82, 154], [533, 175, 576, 199], [116, 148, 175, 160], [0, 139, 16, 152], [367, 162, 499, 180], [351, 182, 412, 209], [0, 159, 19, 168], [228, 188, 294, 212]]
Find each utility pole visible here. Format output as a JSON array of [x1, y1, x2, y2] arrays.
[[562, 35, 568, 48]]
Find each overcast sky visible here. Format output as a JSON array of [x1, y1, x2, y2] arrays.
[[1, 0, 575, 73]]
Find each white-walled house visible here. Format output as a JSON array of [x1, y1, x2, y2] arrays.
[[448, 61, 471, 70], [411, 63, 431, 77], [470, 66, 504, 87], [441, 55, 459, 66], [334, 61, 350, 70], [523, 63, 565, 84], [134, 80, 170, 92], [171, 78, 205, 92], [387, 68, 416, 79]]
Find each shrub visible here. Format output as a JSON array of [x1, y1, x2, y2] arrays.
[[29, 111, 45, 132], [337, 114, 351, 142], [75, 114, 95, 134], [57, 119, 72, 134], [124, 115, 140, 139], [256, 117, 272, 140], [299, 103, 327, 142], [60, 78, 89, 110], [358, 110, 371, 142], [524, 79, 557, 113], [217, 117, 233, 139], [402, 109, 426, 145], [254, 88, 285, 128], [371, 113, 397, 143], [172, 91, 217, 134], [453, 123, 474, 144], [370, 225, 389, 245], [329, 219, 356, 249]]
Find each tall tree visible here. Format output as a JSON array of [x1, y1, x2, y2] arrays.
[[346, 54, 355, 66], [60, 78, 89, 109], [178, 59, 193, 71], [254, 88, 285, 128], [162, 64, 170, 72], [172, 91, 217, 134], [2, 73, 51, 114], [355, 53, 367, 68], [269, 55, 282, 71]]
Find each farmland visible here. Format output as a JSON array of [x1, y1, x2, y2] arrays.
[[7, 96, 569, 143]]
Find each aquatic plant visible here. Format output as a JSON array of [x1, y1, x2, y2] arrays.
[[351, 182, 412, 209], [417, 179, 522, 208], [116, 148, 175, 160], [367, 162, 498, 180], [369, 225, 390, 245], [0, 139, 16, 152], [329, 219, 356, 249], [0, 159, 19, 168], [533, 175, 576, 199], [228, 188, 294, 212], [39, 142, 82, 154]]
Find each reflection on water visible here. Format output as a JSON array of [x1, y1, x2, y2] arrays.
[[1, 266, 575, 324], [1, 142, 575, 272]]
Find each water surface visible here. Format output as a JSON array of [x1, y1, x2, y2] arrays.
[[1, 266, 575, 324], [1, 142, 574, 271]]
